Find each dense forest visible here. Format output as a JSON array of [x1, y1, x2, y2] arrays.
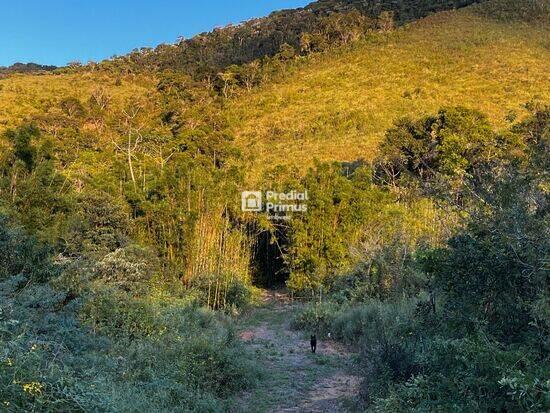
[[0, 0, 548, 411]]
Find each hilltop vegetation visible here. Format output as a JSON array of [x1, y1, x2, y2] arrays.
[[0, 0, 548, 411], [99, 0, 483, 78], [228, 0, 550, 178], [0, 63, 57, 76], [1, 0, 547, 178]]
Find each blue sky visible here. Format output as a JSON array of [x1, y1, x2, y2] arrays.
[[0, 0, 310, 67]]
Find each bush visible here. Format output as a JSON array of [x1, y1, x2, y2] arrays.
[[180, 335, 259, 397], [373, 336, 550, 412], [80, 289, 165, 339], [190, 275, 253, 311], [334, 300, 421, 402], [292, 301, 339, 334], [93, 245, 159, 293], [1, 280, 114, 412], [1, 277, 260, 412], [0, 216, 57, 282], [225, 279, 253, 310]]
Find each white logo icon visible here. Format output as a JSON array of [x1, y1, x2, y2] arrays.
[[241, 191, 262, 212]]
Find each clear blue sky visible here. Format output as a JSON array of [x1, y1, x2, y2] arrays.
[[0, 0, 310, 67]]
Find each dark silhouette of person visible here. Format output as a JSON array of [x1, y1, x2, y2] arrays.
[[310, 334, 317, 353]]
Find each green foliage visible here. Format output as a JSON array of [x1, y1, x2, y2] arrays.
[[420, 111, 548, 343], [374, 337, 549, 412], [0, 62, 57, 75], [59, 97, 86, 118], [0, 216, 56, 282], [0, 125, 73, 241], [93, 245, 159, 293], [98, 0, 480, 81], [224, 279, 254, 310], [375, 107, 521, 200], [179, 335, 258, 397], [188, 275, 253, 311], [375, 109, 549, 412], [227, 0, 549, 179], [4, 124, 39, 171], [65, 191, 129, 256], [286, 163, 362, 290], [1, 276, 260, 412], [473, 0, 550, 23], [289, 108, 549, 412], [291, 301, 339, 333], [284, 160, 439, 297], [295, 298, 421, 403], [81, 289, 164, 338], [286, 162, 393, 292], [0, 1, 547, 411]]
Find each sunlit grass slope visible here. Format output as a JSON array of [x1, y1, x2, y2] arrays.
[[0, 72, 156, 132], [0, 0, 547, 185], [227, 0, 549, 181]]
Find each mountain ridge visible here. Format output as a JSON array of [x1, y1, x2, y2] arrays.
[[90, 0, 484, 77]]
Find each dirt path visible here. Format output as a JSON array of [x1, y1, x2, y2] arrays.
[[233, 291, 362, 413]]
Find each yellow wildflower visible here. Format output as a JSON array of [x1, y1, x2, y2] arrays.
[[22, 382, 43, 396]]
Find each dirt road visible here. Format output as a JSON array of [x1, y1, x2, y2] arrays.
[[233, 292, 362, 412]]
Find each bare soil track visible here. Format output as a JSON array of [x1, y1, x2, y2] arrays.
[[233, 291, 362, 413]]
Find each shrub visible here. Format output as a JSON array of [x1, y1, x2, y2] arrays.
[[225, 279, 253, 310], [190, 275, 253, 311], [80, 289, 161, 338], [292, 301, 339, 334], [334, 300, 421, 401], [0, 216, 57, 282], [2, 276, 260, 412], [93, 245, 159, 293], [372, 336, 550, 412], [180, 335, 259, 397]]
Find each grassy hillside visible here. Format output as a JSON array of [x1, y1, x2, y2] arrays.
[[227, 0, 549, 180], [0, 1, 547, 183], [0, 73, 156, 131]]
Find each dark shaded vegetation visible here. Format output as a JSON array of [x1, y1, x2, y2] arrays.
[[0, 216, 260, 411]]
